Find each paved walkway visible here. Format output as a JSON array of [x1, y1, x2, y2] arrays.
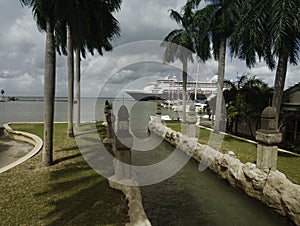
[[0, 136, 33, 168]]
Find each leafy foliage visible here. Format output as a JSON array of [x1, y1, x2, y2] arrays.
[[224, 73, 273, 135]]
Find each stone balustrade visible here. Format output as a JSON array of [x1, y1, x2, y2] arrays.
[[148, 120, 300, 226]]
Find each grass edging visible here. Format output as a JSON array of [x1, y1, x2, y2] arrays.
[[0, 122, 43, 173], [198, 125, 300, 157]]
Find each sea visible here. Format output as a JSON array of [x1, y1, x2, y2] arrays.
[[0, 96, 177, 127]]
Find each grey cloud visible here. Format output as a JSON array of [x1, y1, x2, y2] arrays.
[[0, 0, 299, 97], [114, 0, 179, 45]]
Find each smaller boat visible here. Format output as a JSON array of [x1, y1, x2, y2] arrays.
[[171, 103, 190, 112], [150, 115, 172, 121]]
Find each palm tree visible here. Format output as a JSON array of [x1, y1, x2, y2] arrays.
[[162, 0, 208, 122], [224, 74, 272, 136], [230, 0, 300, 121], [55, 0, 120, 130], [67, 24, 74, 137], [20, 0, 57, 166], [20, 0, 121, 165], [194, 0, 246, 132], [73, 0, 120, 127]]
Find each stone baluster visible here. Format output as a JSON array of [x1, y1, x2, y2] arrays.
[[186, 103, 198, 138], [155, 102, 162, 123], [104, 100, 113, 144], [113, 105, 133, 180], [256, 107, 282, 171], [104, 100, 109, 125]]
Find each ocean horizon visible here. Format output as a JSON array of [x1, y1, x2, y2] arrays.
[[0, 97, 173, 128]]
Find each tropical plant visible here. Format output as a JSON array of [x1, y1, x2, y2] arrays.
[[73, 0, 120, 127], [55, 0, 121, 131], [1, 89, 4, 97], [230, 0, 300, 121], [19, 0, 57, 166], [19, 0, 121, 165], [224, 74, 273, 136], [193, 0, 248, 132], [162, 0, 208, 122]]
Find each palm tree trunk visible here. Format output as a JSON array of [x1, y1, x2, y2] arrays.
[[234, 117, 238, 134], [214, 37, 226, 132], [182, 56, 188, 122], [75, 48, 81, 127], [42, 18, 56, 166], [271, 51, 288, 120], [67, 25, 74, 137], [248, 119, 254, 138]]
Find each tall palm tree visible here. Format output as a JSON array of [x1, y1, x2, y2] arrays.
[[67, 24, 74, 136], [20, 0, 121, 165], [55, 0, 120, 129], [194, 0, 246, 132], [19, 0, 57, 166], [162, 0, 208, 122], [230, 0, 300, 120], [74, 0, 120, 127]]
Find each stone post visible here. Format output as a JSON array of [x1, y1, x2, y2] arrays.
[[104, 100, 113, 144], [256, 107, 282, 171], [113, 105, 132, 180], [186, 103, 198, 138], [155, 102, 162, 123], [104, 100, 109, 125]]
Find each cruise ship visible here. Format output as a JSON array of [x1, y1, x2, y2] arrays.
[[125, 75, 219, 101]]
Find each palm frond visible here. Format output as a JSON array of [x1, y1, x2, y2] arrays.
[[169, 9, 183, 25]]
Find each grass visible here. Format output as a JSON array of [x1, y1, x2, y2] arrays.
[[0, 123, 129, 226], [167, 122, 300, 185]]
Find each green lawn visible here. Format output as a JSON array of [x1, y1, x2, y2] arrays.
[[0, 123, 129, 226], [167, 122, 300, 185]]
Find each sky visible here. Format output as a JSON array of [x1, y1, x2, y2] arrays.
[[0, 0, 299, 97]]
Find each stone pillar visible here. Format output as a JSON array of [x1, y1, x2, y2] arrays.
[[113, 105, 132, 180], [186, 103, 198, 138], [256, 107, 282, 171], [104, 100, 109, 125], [104, 100, 113, 144], [155, 102, 162, 123]]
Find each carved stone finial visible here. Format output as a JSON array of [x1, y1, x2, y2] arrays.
[[260, 106, 278, 132]]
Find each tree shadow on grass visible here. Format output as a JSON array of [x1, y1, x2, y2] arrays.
[[53, 153, 83, 165], [36, 163, 129, 226], [36, 123, 129, 225], [55, 146, 80, 152]]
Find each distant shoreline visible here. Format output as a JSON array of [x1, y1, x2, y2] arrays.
[[3, 96, 133, 102], [5, 96, 132, 102]]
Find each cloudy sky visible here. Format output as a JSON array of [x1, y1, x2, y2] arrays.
[[0, 0, 299, 97]]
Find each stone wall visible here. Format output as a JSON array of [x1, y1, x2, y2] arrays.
[[0, 123, 43, 174], [109, 176, 152, 226], [148, 120, 300, 226]]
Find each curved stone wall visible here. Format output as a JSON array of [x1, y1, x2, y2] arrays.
[[148, 120, 300, 226], [0, 123, 43, 173]]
